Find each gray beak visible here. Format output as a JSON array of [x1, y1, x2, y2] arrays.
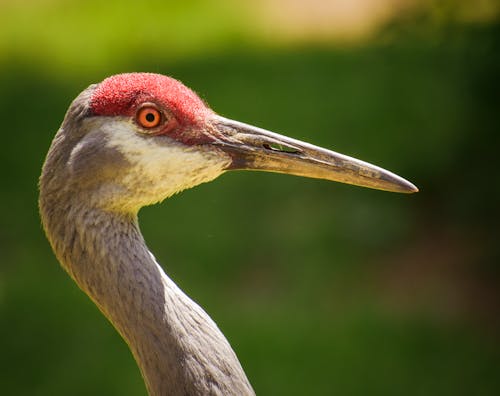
[[210, 115, 418, 193]]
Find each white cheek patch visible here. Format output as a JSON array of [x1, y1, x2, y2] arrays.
[[98, 118, 231, 206]]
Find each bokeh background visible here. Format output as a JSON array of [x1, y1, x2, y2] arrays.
[[1, 0, 499, 395]]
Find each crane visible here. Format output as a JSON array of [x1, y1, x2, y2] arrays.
[[39, 73, 417, 396]]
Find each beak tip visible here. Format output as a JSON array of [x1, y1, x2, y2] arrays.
[[402, 181, 419, 194]]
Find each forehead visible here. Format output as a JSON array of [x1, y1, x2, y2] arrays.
[[90, 73, 211, 124]]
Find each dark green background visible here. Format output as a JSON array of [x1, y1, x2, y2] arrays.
[[1, 2, 499, 395]]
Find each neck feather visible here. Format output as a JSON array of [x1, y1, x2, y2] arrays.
[[40, 197, 254, 396]]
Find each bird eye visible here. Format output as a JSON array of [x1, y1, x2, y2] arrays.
[[136, 105, 162, 129]]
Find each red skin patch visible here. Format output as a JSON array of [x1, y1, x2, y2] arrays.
[[90, 73, 216, 145]]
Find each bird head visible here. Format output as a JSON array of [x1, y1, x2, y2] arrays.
[[44, 72, 417, 213]]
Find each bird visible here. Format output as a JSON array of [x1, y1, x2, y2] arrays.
[[39, 72, 418, 396]]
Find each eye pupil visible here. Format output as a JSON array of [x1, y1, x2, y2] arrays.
[[145, 112, 155, 122]]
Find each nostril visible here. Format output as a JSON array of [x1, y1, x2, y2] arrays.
[[263, 143, 300, 154]]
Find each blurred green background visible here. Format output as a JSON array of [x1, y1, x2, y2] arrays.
[[1, 0, 499, 395]]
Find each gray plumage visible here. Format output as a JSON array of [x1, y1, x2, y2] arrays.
[[40, 85, 254, 395]]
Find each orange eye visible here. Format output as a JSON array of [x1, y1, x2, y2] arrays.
[[136, 105, 162, 129]]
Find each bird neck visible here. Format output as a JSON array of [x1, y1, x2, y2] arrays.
[[40, 198, 254, 396]]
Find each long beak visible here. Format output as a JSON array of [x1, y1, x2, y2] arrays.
[[210, 115, 418, 193]]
